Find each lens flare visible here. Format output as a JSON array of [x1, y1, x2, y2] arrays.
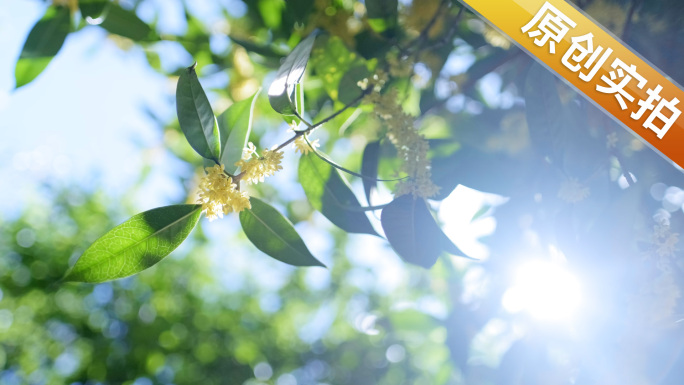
[[502, 260, 582, 322]]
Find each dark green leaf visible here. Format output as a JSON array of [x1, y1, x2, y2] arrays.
[[64, 205, 202, 283], [366, 0, 398, 19], [218, 89, 260, 173], [99, 3, 157, 41], [79, 0, 108, 21], [299, 154, 378, 236], [176, 64, 220, 161], [268, 31, 318, 115], [14, 6, 70, 88], [361, 141, 380, 205], [240, 198, 324, 267], [381, 195, 470, 268]]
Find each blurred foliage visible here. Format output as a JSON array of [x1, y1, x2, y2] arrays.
[[6, 0, 684, 383]]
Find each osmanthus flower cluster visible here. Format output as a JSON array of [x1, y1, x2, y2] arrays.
[[197, 164, 250, 220], [293, 134, 320, 155], [360, 72, 441, 198], [234, 146, 284, 185], [197, 142, 285, 220]]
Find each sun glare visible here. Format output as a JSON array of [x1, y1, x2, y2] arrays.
[[502, 260, 582, 322]]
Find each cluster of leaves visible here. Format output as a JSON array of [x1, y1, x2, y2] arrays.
[[54, 5, 473, 282]]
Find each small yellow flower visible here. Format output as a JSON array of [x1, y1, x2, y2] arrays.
[[293, 135, 320, 155], [358, 70, 389, 92], [197, 164, 251, 220], [242, 142, 257, 161], [235, 148, 284, 184], [558, 177, 590, 203], [364, 86, 439, 198]]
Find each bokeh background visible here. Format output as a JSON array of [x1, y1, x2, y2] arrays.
[[3, 0, 684, 384]]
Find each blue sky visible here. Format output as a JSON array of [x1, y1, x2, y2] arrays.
[[0, 1, 184, 218]]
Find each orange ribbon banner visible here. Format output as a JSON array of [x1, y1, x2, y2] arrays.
[[459, 0, 684, 171]]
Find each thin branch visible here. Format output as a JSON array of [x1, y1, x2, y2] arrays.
[[418, 5, 465, 53], [272, 91, 369, 153], [400, 0, 450, 56], [311, 88, 372, 129], [418, 49, 523, 119], [273, 133, 301, 152]]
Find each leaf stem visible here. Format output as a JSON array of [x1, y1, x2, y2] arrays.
[[311, 88, 372, 129], [272, 89, 371, 153]]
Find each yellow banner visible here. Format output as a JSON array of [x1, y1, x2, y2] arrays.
[[459, 0, 684, 170]]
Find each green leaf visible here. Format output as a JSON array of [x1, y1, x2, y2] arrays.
[[79, 0, 108, 21], [298, 154, 378, 236], [218, 89, 261, 173], [381, 195, 470, 268], [99, 3, 157, 41], [240, 198, 324, 267], [64, 205, 202, 283], [361, 141, 380, 205], [268, 31, 318, 115], [176, 64, 221, 161], [257, 0, 285, 29], [14, 6, 70, 89]]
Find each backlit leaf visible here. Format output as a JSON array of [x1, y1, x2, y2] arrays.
[[64, 205, 202, 283], [311, 36, 364, 102], [14, 6, 70, 88], [218, 89, 261, 173], [268, 31, 318, 115]]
